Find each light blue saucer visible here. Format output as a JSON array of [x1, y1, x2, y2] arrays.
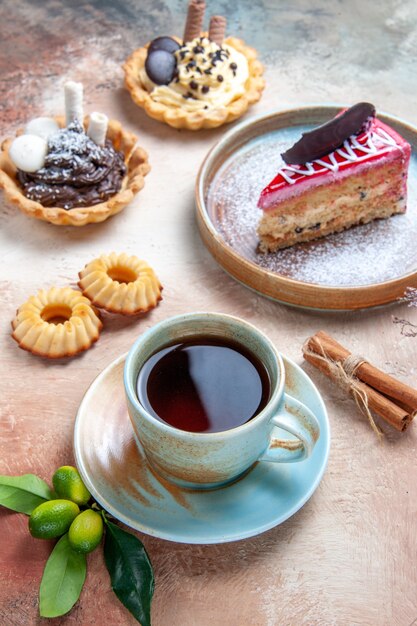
[[74, 354, 330, 544]]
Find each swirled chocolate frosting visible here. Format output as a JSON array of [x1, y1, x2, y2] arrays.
[[17, 122, 126, 209]]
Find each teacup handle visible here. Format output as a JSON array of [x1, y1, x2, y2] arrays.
[[258, 393, 320, 463]]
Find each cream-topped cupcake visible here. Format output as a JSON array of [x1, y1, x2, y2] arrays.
[[123, 1, 264, 130], [139, 36, 249, 112]]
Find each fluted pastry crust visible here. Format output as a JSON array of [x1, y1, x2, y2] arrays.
[[0, 117, 150, 226], [78, 252, 163, 315], [123, 36, 264, 130], [11, 287, 103, 358]]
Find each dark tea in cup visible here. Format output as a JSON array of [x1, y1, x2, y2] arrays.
[[125, 313, 320, 488], [136, 336, 271, 433]]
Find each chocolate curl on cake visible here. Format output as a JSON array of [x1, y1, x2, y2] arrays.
[[183, 0, 206, 43], [282, 102, 376, 165], [87, 112, 108, 146], [64, 81, 84, 126], [303, 331, 417, 434], [208, 15, 227, 45]]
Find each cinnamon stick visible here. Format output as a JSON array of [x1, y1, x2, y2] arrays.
[[311, 331, 417, 413], [303, 331, 416, 432]]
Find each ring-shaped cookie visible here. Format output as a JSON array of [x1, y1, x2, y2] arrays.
[[11, 287, 103, 358], [78, 252, 163, 315]]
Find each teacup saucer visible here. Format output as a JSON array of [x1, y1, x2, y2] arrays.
[[74, 354, 330, 544]]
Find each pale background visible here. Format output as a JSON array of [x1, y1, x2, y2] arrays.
[[0, 1, 416, 624]]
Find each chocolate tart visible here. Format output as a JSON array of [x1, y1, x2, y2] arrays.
[[0, 117, 150, 226], [123, 36, 264, 131]]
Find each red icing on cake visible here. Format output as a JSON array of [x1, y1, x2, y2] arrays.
[[258, 118, 411, 211]]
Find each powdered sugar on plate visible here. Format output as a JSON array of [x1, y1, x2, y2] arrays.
[[207, 127, 417, 287]]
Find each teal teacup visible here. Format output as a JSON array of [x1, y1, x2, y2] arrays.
[[124, 312, 320, 489]]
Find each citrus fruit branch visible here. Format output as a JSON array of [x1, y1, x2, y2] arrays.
[[0, 467, 155, 623]]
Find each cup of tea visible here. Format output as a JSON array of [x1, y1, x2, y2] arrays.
[[124, 312, 320, 489]]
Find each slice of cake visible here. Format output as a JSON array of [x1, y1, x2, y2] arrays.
[[257, 103, 411, 252]]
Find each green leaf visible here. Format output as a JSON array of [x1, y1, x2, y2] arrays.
[[0, 474, 55, 514], [103, 519, 154, 626], [39, 534, 87, 618]]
